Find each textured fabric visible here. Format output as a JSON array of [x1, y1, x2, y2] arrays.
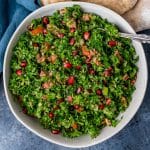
[[0, 30, 150, 150], [0, 0, 40, 72]]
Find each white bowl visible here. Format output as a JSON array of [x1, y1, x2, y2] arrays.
[[3, 2, 148, 148]]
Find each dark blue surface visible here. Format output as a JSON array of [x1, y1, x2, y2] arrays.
[[0, 30, 150, 150]]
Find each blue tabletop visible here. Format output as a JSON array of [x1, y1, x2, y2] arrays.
[[0, 29, 150, 150]]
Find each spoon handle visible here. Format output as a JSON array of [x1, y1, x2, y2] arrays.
[[120, 33, 150, 44]]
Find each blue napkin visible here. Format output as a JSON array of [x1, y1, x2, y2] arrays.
[[0, 0, 41, 72]]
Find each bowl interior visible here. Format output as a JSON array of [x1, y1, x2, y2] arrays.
[[3, 2, 148, 148]]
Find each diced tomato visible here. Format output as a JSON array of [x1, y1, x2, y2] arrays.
[[72, 123, 78, 129], [70, 27, 75, 33], [84, 31, 90, 40], [67, 96, 73, 103], [106, 98, 111, 105], [30, 26, 44, 35]]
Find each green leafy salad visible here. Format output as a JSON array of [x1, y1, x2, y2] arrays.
[[9, 5, 138, 138]]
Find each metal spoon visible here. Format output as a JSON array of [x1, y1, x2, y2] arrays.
[[98, 28, 150, 44]]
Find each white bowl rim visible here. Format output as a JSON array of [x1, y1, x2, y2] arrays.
[[3, 1, 148, 148]]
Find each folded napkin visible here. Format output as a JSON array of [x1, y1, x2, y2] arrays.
[[0, 0, 40, 72]]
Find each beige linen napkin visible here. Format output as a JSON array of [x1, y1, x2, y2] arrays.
[[40, 0, 150, 31]]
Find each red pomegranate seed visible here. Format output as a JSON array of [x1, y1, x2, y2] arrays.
[[42, 16, 49, 25], [74, 104, 79, 109], [49, 112, 54, 119], [67, 96, 73, 103], [63, 61, 72, 68], [69, 38, 75, 45], [88, 69, 95, 75], [76, 87, 83, 94], [20, 61, 27, 68], [75, 65, 81, 70], [51, 130, 60, 134], [108, 40, 117, 47], [57, 33, 64, 38], [72, 50, 78, 56], [84, 31, 90, 40], [67, 76, 75, 85], [106, 98, 111, 105], [43, 29, 48, 34], [16, 69, 22, 76], [99, 104, 105, 110], [96, 89, 102, 95], [70, 27, 75, 33]]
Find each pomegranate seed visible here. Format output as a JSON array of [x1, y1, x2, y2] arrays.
[[67, 96, 73, 103], [57, 33, 64, 38], [63, 61, 72, 68], [43, 29, 48, 34], [96, 89, 102, 95], [106, 98, 111, 105], [42, 16, 49, 25], [108, 40, 117, 47], [74, 104, 79, 109], [76, 87, 83, 94], [99, 104, 105, 110], [51, 129, 60, 134], [57, 98, 64, 104], [88, 69, 95, 75], [67, 76, 75, 85], [70, 27, 75, 33], [72, 50, 78, 56], [20, 61, 27, 68], [16, 69, 22, 76], [32, 43, 39, 47], [84, 31, 90, 40], [75, 65, 81, 70], [49, 112, 54, 119], [69, 38, 75, 45], [22, 107, 27, 114]]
